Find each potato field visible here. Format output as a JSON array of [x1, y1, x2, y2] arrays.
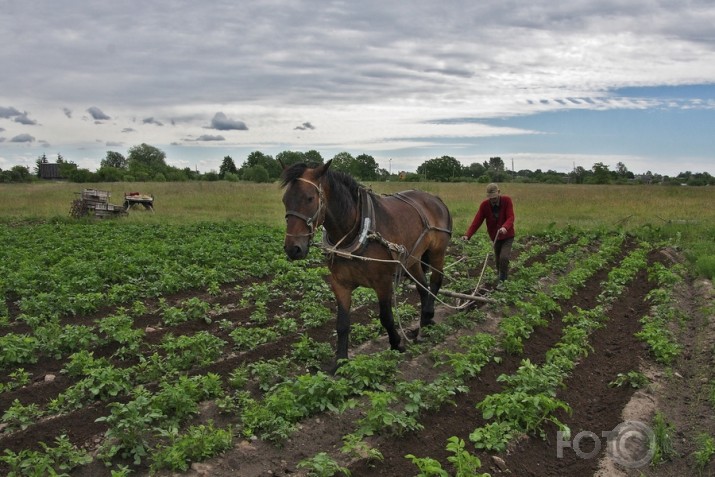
[[0, 219, 713, 477]]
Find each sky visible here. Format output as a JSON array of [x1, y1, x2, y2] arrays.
[[1, 0, 714, 177]]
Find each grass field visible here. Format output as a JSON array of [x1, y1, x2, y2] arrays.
[[1, 180, 714, 277]]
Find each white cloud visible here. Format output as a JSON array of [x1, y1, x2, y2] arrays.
[[0, 1, 713, 174]]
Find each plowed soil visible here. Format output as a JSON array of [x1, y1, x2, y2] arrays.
[[1, 238, 713, 477]]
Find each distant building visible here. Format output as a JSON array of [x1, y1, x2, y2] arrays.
[[39, 163, 63, 180]]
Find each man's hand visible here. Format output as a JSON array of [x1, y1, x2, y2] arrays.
[[460, 235, 469, 241], [498, 227, 507, 236]]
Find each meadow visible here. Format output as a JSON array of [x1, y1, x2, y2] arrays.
[[1, 180, 713, 276]]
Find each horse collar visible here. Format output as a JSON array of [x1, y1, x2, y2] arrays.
[[322, 187, 376, 256]]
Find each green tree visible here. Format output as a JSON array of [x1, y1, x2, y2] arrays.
[[303, 150, 324, 166], [571, 166, 588, 184], [275, 150, 304, 168], [243, 165, 270, 183], [417, 155, 462, 182], [487, 157, 505, 172], [101, 151, 128, 169], [67, 168, 96, 183], [96, 166, 125, 182], [34, 153, 48, 177], [219, 156, 238, 179], [615, 161, 634, 182], [2, 165, 33, 183], [484, 157, 508, 182], [56, 155, 78, 178], [127, 143, 168, 180], [241, 151, 280, 180], [329, 152, 354, 174], [275, 150, 324, 169], [465, 162, 486, 180], [353, 154, 380, 180], [591, 162, 611, 184], [165, 169, 190, 181]]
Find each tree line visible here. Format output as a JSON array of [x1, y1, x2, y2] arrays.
[[0, 143, 712, 186]]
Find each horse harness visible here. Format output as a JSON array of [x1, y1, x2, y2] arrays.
[[284, 177, 326, 239], [285, 176, 451, 264]]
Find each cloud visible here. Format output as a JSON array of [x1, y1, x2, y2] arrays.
[[0, 106, 23, 119], [143, 117, 164, 126], [10, 133, 35, 143], [209, 112, 247, 131], [106, 141, 123, 147], [14, 113, 37, 125], [87, 106, 110, 121], [0, 2, 714, 176], [192, 134, 225, 142]]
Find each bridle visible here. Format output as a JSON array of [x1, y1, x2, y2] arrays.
[[284, 177, 326, 238]]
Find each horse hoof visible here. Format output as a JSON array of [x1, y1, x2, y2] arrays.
[[391, 340, 406, 353], [329, 358, 347, 375]]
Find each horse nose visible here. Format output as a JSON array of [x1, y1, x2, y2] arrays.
[[284, 244, 304, 260]]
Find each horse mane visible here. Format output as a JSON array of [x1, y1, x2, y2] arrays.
[[280, 163, 308, 188], [326, 169, 363, 217], [280, 163, 370, 217]]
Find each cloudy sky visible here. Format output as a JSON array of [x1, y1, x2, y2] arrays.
[[1, 0, 714, 176]]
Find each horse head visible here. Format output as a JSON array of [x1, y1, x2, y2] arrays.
[[280, 160, 332, 260]]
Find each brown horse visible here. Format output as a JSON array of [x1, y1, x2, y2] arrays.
[[280, 160, 452, 367]]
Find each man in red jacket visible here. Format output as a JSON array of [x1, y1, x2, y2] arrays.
[[461, 183, 515, 283]]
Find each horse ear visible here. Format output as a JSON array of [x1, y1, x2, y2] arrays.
[[279, 158, 286, 170], [315, 159, 332, 177]]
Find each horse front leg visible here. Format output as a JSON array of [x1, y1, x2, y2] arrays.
[[332, 282, 353, 369], [377, 289, 406, 353]]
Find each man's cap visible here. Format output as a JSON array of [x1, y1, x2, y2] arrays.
[[486, 183, 499, 198]]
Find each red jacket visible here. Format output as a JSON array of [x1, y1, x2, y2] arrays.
[[464, 195, 515, 241]]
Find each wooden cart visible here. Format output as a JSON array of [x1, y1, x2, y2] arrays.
[[69, 189, 127, 219], [123, 192, 154, 212]]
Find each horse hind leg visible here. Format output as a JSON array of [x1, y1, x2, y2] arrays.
[[329, 280, 354, 373]]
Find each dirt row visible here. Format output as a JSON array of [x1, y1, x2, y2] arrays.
[[2, 239, 713, 477]]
